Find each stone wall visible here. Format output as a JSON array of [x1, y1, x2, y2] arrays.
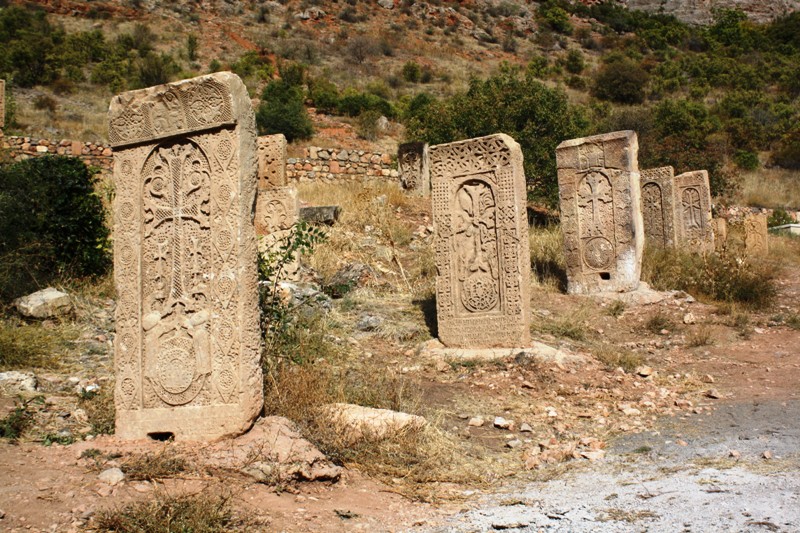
[[1, 134, 113, 172], [287, 146, 398, 183]]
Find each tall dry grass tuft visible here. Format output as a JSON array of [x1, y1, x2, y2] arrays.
[[529, 224, 567, 292], [741, 167, 800, 210]]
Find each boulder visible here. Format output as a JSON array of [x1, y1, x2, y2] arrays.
[[325, 403, 426, 444], [0, 371, 38, 393], [378, 0, 394, 9], [300, 205, 341, 226], [325, 262, 373, 298], [14, 287, 72, 318]]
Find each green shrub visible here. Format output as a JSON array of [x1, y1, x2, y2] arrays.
[[591, 56, 648, 104], [309, 76, 340, 114], [768, 208, 794, 227], [338, 89, 394, 118], [402, 60, 421, 83], [357, 109, 383, 141], [564, 49, 585, 74], [256, 79, 314, 141], [538, 4, 573, 35], [734, 150, 759, 170], [772, 129, 800, 169], [0, 157, 110, 301]]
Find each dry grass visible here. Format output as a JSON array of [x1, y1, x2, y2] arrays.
[[92, 490, 252, 532], [536, 306, 591, 341], [591, 344, 644, 373], [741, 167, 800, 210], [79, 383, 116, 435], [687, 326, 715, 347], [11, 86, 110, 141], [0, 318, 80, 370], [529, 224, 567, 292], [122, 448, 193, 481]]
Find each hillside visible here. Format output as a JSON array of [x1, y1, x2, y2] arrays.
[[622, 0, 800, 24]]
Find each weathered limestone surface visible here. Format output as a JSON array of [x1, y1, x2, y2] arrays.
[[744, 213, 769, 255], [0, 79, 5, 129], [430, 133, 531, 348], [712, 217, 728, 250], [14, 287, 72, 318], [256, 187, 300, 280], [109, 72, 262, 440], [674, 170, 714, 252], [398, 142, 430, 195], [257, 134, 287, 189], [557, 130, 644, 295], [641, 166, 676, 247]]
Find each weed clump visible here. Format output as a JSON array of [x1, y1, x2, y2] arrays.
[[122, 449, 191, 481]]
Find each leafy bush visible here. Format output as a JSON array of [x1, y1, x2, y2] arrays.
[[538, 4, 573, 35], [404, 64, 587, 207], [771, 129, 800, 169], [591, 56, 649, 104], [402, 61, 421, 83], [768, 208, 794, 227], [309, 76, 340, 114], [338, 89, 394, 118], [357, 110, 383, 141], [0, 157, 110, 301], [564, 49, 585, 74], [256, 79, 314, 141]]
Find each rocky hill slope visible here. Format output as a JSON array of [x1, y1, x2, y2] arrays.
[[621, 0, 800, 24]]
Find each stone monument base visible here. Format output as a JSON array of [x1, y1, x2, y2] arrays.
[[418, 339, 584, 365]]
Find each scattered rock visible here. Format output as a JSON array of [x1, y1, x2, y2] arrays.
[[271, 282, 332, 312], [468, 417, 485, 427], [675, 399, 693, 408], [325, 403, 426, 444], [98, 468, 124, 486], [325, 263, 373, 298], [763, 450, 773, 460], [580, 450, 605, 461], [0, 371, 38, 393], [702, 374, 715, 384], [519, 423, 533, 433], [434, 359, 450, 373], [506, 439, 522, 449], [492, 521, 529, 530], [676, 440, 688, 447], [300, 205, 341, 225], [729, 450, 741, 458], [493, 416, 513, 429], [356, 313, 384, 331], [377, 0, 394, 9], [636, 366, 653, 377], [683, 312, 696, 325], [705, 389, 722, 399], [14, 287, 72, 318]]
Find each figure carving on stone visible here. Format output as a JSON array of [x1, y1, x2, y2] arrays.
[[398, 142, 430, 195]]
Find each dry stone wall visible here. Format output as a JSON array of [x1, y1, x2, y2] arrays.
[[1, 135, 113, 170], [286, 146, 397, 183]]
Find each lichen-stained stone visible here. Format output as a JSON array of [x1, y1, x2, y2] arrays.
[[257, 134, 287, 189], [398, 142, 430, 195], [641, 166, 677, 248], [429, 133, 531, 349], [556, 130, 644, 295], [744, 212, 769, 256], [109, 72, 262, 440], [674, 170, 714, 252]]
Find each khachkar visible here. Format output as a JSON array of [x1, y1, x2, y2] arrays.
[[109, 72, 263, 440], [255, 134, 300, 280], [398, 142, 430, 195], [0, 79, 5, 129], [640, 166, 677, 247], [744, 212, 769, 255], [556, 130, 644, 294], [674, 170, 714, 252], [430, 134, 531, 348]]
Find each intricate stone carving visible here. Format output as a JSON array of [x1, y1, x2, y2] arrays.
[[398, 142, 430, 195], [111, 72, 262, 440], [674, 170, 714, 252], [744, 213, 769, 256], [255, 187, 300, 281], [0, 79, 5, 129], [640, 166, 676, 247], [430, 134, 530, 348], [557, 131, 644, 294], [257, 134, 287, 189]]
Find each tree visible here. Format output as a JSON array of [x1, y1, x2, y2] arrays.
[[256, 79, 313, 141], [404, 64, 588, 207], [591, 57, 649, 104]]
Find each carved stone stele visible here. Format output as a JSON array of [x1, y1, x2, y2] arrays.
[[640, 166, 676, 248], [556, 131, 644, 295], [398, 142, 430, 195], [0, 79, 5, 129], [712, 217, 728, 250], [430, 134, 531, 348], [256, 187, 300, 281], [674, 170, 714, 252], [109, 72, 262, 440], [257, 134, 287, 189], [744, 213, 769, 256]]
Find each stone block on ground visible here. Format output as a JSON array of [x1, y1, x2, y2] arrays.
[[300, 205, 341, 225], [556, 130, 644, 295], [418, 339, 584, 365], [325, 403, 427, 444], [0, 371, 38, 393], [109, 72, 262, 441], [14, 287, 72, 318]]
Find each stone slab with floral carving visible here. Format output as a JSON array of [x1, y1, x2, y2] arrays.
[[557, 130, 644, 295], [109, 72, 262, 440], [257, 134, 287, 189], [429, 133, 531, 348], [398, 142, 429, 195], [744, 212, 769, 256], [641, 166, 676, 248], [674, 170, 714, 252]]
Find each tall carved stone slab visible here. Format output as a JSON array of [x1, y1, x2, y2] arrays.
[[430, 134, 531, 348], [556, 131, 644, 294], [674, 170, 714, 252], [257, 134, 287, 189], [255, 187, 300, 280], [109, 72, 262, 440], [744, 213, 768, 256], [640, 166, 676, 247], [0, 79, 5, 129], [398, 142, 430, 195], [712, 217, 728, 250]]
